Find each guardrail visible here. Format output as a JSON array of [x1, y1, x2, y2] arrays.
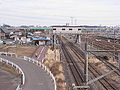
[[0, 52, 17, 57], [0, 57, 25, 90], [0, 52, 56, 90], [24, 56, 57, 90]]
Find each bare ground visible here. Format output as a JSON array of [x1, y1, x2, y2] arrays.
[[44, 47, 67, 90], [0, 45, 37, 57], [89, 54, 120, 89]]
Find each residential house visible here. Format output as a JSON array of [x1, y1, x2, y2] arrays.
[[0, 27, 15, 39], [32, 35, 51, 45]]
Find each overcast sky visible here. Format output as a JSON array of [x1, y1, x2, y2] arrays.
[[0, 0, 119, 26]]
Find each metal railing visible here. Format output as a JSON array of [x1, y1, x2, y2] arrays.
[[0, 52, 17, 57], [0, 52, 56, 90], [24, 56, 57, 90], [0, 57, 25, 90]]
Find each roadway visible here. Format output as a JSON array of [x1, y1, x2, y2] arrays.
[[0, 55, 55, 90]]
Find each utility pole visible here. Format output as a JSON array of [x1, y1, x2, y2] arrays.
[[74, 33, 90, 90], [118, 53, 120, 70], [53, 34, 55, 50], [75, 19, 77, 25], [84, 33, 89, 90], [113, 28, 115, 61]]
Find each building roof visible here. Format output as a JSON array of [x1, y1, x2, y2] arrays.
[[0, 27, 15, 33], [32, 36, 51, 41], [32, 37, 50, 41]]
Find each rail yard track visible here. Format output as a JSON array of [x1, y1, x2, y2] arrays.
[[61, 38, 84, 88], [81, 35, 120, 70], [60, 36, 119, 90]]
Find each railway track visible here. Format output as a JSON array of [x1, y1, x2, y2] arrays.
[[85, 36, 120, 72], [91, 52, 120, 76], [60, 36, 119, 90], [61, 38, 84, 88], [88, 36, 120, 50], [81, 36, 120, 70], [80, 35, 118, 50], [82, 35, 120, 89]]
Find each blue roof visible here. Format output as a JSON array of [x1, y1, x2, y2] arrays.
[[27, 35, 32, 38], [32, 37, 50, 41]]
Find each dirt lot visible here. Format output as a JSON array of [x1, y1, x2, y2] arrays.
[[0, 45, 37, 57]]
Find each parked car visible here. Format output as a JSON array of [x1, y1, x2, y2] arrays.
[[0, 40, 3, 44], [5, 41, 15, 45]]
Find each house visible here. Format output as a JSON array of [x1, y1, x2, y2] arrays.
[[0, 28, 6, 39], [28, 28, 53, 36], [32, 35, 51, 45], [0, 27, 15, 39]]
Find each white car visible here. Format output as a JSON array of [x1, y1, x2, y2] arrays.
[[0, 40, 3, 44]]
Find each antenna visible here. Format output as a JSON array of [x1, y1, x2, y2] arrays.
[[70, 17, 74, 25], [75, 19, 77, 25]]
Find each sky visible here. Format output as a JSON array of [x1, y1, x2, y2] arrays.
[[0, 0, 120, 26]]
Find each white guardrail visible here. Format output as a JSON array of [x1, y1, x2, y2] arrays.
[[24, 56, 57, 90], [0, 52, 56, 90], [0, 52, 17, 57], [0, 57, 25, 90]]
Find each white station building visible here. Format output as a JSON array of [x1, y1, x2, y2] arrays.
[[51, 26, 82, 34]]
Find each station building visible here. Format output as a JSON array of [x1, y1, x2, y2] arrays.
[[51, 26, 82, 34], [51, 25, 105, 34]]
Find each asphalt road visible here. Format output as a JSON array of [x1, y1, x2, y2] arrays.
[[0, 55, 55, 90], [0, 69, 20, 90]]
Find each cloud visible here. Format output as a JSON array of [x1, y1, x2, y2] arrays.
[[0, 0, 119, 26]]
